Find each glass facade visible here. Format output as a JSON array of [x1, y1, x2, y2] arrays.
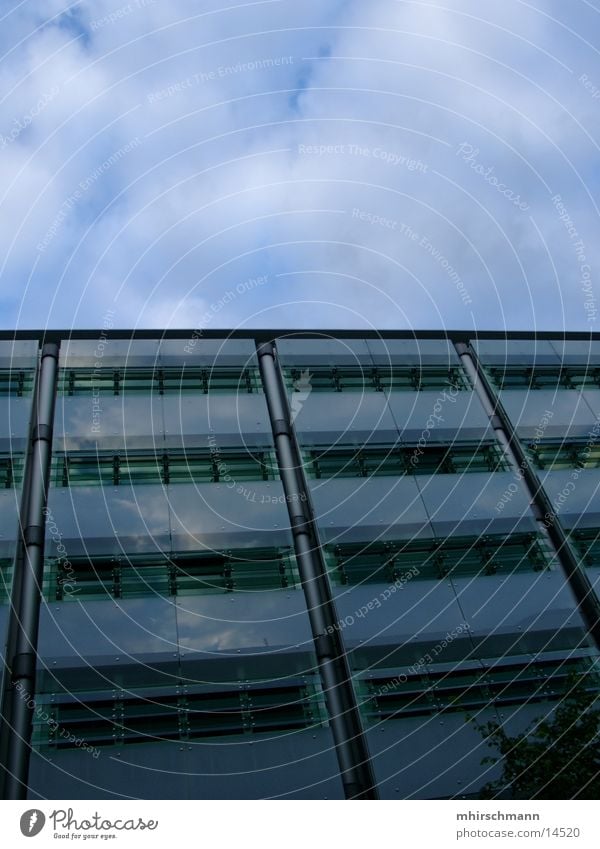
[[1, 332, 599, 800]]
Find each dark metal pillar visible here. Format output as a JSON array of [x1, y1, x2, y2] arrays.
[[0, 342, 59, 799], [456, 341, 600, 650], [256, 341, 378, 800]]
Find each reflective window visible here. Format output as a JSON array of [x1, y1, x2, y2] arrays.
[[305, 442, 506, 479], [33, 675, 326, 750], [44, 547, 300, 600], [51, 447, 275, 487], [361, 653, 596, 720], [489, 364, 600, 390], [0, 368, 35, 396], [326, 533, 550, 585], [284, 364, 467, 393], [526, 439, 600, 471], [58, 365, 261, 395], [0, 453, 23, 487]]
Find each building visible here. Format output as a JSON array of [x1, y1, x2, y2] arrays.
[[0, 329, 599, 800]]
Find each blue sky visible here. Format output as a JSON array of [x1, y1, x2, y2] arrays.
[[1, 0, 599, 332]]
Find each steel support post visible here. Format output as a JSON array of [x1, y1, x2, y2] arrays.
[[256, 342, 378, 799], [456, 341, 600, 650], [1, 342, 59, 799]]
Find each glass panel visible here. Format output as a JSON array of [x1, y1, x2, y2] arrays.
[[163, 394, 272, 449], [453, 571, 589, 657], [499, 390, 597, 439], [415, 472, 537, 537], [0, 340, 39, 369], [0, 453, 24, 487], [309, 476, 432, 544], [387, 391, 491, 443], [37, 596, 179, 662], [550, 340, 600, 365], [292, 392, 399, 446], [0, 396, 34, 448], [471, 339, 559, 366], [59, 339, 160, 368], [45, 486, 171, 557], [538, 469, 600, 529], [176, 590, 313, 657], [0, 490, 19, 555], [159, 338, 258, 367], [54, 394, 164, 451], [168, 481, 294, 551], [367, 338, 460, 366], [275, 338, 372, 366]]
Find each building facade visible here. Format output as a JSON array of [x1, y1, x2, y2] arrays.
[[0, 330, 599, 800]]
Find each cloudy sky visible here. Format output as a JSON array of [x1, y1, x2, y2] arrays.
[[1, 0, 599, 332]]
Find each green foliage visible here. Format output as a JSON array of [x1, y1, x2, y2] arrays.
[[472, 673, 600, 799]]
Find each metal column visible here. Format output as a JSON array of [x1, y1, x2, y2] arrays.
[[0, 342, 59, 799], [456, 341, 600, 650], [256, 342, 378, 800]]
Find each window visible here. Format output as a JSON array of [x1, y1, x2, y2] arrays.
[[526, 440, 600, 471], [0, 369, 34, 396], [285, 365, 468, 393], [58, 366, 261, 395], [306, 442, 507, 479], [0, 455, 24, 488], [45, 548, 300, 600], [488, 365, 600, 390], [0, 558, 12, 602], [51, 448, 275, 487], [571, 528, 600, 567], [33, 679, 325, 748], [362, 655, 598, 721], [327, 533, 551, 585]]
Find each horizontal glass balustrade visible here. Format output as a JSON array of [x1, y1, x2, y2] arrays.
[[285, 364, 469, 393], [488, 364, 600, 390], [526, 439, 600, 471], [50, 448, 277, 487], [44, 548, 300, 600], [33, 677, 326, 750], [305, 442, 507, 479], [327, 533, 551, 585], [361, 654, 598, 721], [58, 366, 262, 395]]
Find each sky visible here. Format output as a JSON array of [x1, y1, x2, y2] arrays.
[[1, 0, 599, 332]]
